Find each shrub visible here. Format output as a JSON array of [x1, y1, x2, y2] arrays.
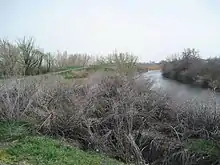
[[0, 72, 175, 164], [0, 71, 220, 164], [96, 51, 138, 76], [162, 48, 220, 90], [176, 97, 220, 140], [0, 39, 20, 77]]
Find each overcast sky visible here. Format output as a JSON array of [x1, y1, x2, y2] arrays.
[[1, 0, 220, 62]]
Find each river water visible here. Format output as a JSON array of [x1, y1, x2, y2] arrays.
[[144, 70, 220, 104]]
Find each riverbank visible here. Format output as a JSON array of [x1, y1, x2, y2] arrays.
[[162, 48, 220, 91], [161, 71, 217, 90], [1, 70, 220, 165]]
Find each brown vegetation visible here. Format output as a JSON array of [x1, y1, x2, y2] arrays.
[[147, 64, 161, 71], [162, 48, 220, 91], [0, 71, 219, 164], [0, 44, 220, 164]]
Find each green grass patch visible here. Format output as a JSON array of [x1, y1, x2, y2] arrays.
[[185, 139, 220, 158], [58, 66, 84, 71], [2, 136, 123, 165], [0, 149, 14, 164], [0, 121, 31, 142], [60, 70, 89, 79], [0, 122, 123, 165], [60, 70, 74, 79], [64, 66, 83, 70]]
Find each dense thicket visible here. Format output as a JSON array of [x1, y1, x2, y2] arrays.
[[162, 48, 220, 90]]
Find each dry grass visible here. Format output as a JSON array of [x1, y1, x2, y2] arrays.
[[147, 65, 161, 71], [137, 64, 161, 72]]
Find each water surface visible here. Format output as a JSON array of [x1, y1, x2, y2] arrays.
[[144, 71, 220, 104]]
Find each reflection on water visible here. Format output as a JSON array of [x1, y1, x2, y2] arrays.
[[144, 71, 220, 104]]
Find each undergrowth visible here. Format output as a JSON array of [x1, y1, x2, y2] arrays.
[[0, 58, 219, 164]]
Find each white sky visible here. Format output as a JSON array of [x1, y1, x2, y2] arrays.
[[1, 0, 220, 62]]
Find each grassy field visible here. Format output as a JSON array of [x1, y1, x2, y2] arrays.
[[0, 121, 123, 165], [0, 64, 151, 85], [57, 64, 150, 80]]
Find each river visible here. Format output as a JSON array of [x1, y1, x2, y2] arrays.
[[144, 70, 220, 104]]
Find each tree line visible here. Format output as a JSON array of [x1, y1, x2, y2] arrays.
[[0, 37, 92, 77]]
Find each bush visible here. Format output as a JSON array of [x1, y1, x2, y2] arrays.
[[176, 97, 220, 140], [0, 71, 220, 164], [162, 48, 220, 90], [96, 51, 138, 76], [0, 72, 175, 164]]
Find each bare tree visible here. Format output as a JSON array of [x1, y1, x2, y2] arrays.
[[80, 54, 91, 66], [36, 50, 45, 74], [0, 39, 19, 76], [44, 53, 55, 72], [17, 37, 43, 75], [55, 51, 92, 68], [96, 51, 138, 75]]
